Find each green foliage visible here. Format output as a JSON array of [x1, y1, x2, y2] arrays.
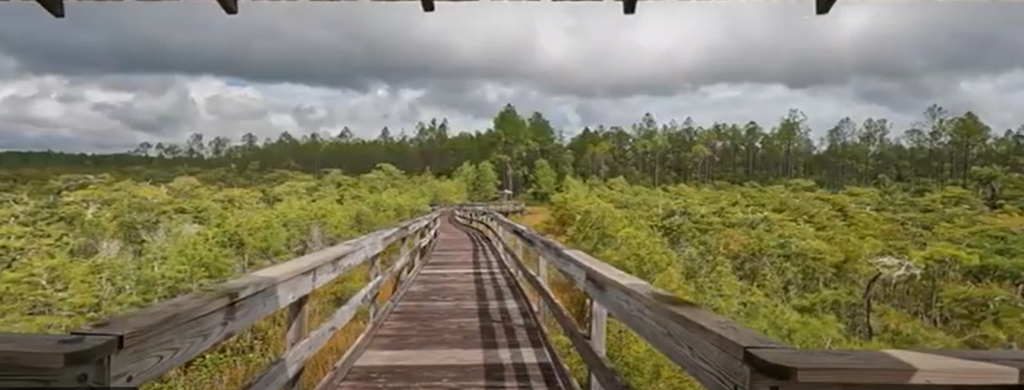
[[530, 158, 558, 202], [541, 179, 1023, 389], [473, 161, 499, 201], [0, 167, 465, 389]]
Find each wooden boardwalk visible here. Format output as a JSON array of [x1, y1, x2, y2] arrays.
[[331, 216, 568, 389], [7, 205, 1023, 390]]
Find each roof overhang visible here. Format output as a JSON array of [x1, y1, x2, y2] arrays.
[[10, 0, 840, 19]]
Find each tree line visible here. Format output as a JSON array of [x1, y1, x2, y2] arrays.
[[3, 103, 1023, 203]]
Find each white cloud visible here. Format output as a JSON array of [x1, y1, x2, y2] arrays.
[[1, 2, 1024, 152]]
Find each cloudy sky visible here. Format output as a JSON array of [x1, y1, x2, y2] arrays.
[[0, 1, 1023, 152]]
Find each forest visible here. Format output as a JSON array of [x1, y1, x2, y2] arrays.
[[1, 103, 1022, 390]]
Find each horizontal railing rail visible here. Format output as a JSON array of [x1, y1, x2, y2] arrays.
[[6, 203, 1022, 390], [435, 201, 526, 215], [455, 208, 1024, 390], [0, 211, 441, 388]]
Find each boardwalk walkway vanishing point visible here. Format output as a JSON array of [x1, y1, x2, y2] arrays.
[[2, 203, 1023, 390], [327, 215, 568, 389]]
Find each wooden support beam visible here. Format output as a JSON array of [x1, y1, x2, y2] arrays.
[[816, 0, 837, 15], [623, 0, 637, 15], [421, 0, 435, 12], [34, 0, 63, 18], [284, 296, 308, 390], [589, 300, 609, 390], [215, 0, 238, 15]]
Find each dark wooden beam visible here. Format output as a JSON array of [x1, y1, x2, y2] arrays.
[[34, 0, 64, 18], [215, 0, 238, 15], [623, 0, 637, 15], [421, 0, 435, 12], [816, 0, 837, 15]]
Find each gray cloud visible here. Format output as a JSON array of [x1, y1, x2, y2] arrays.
[[1, 2, 1024, 153], [3, 3, 1024, 99]]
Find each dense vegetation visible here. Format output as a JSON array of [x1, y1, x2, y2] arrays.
[[533, 179, 1023, 389], [0, 166, 470, 389], [2, 103, 1022, 390], [4, 103, 1024, 208]]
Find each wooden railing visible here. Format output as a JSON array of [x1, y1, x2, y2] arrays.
[[435, 201, 526, 215], [4, 205, 1022, 390], [0, 211, 440, 388], [454, 208, 1024, 390]]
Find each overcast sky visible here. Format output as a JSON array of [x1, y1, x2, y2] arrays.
[[1, 1, 1023, 153]]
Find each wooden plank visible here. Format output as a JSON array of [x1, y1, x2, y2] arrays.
[[311, 226, 440, 390], [336, 363, 563, 389], [0, 333, 118, 369], [244, 231, 426, 390], [471, 209, 1024, 389], [0, 334, 116, 387], [469, 210, 785, 390], [354, 348, 550, 366], [0, 356, 112, 387], [74, 213, 437, 387], [589, 301, 608, 390], [460, 216, 582, 390], [458, 213, 629, 390], [331, 214, 569, 389], [81, 213, 433, 347], [285, 295, 309, 390], [747, 348, 1024, 385]]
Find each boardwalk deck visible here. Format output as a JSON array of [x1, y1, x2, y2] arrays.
[[331, 216, 568, 390]]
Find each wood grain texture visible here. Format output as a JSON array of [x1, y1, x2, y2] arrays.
[[458, 212, 628, 390], [72, 213, 437, 387], [0, 334, 115, 387], [466, 209, 1024, 389], [747, 348, 1024, 385], [0, 333, 118, 369], [245, 230, 432, 390], [331, 214, 569, 389], [466, 210, 768, 390], [313, 226, 437, 390]]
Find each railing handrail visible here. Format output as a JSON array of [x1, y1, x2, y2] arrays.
[[0, 211, 442, 388], [456, 208, 1024, 390], [5, 204, 1021, 389]]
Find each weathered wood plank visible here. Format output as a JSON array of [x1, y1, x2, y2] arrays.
[[464, 210, 786, 390], [72, 213, 436, 387], [0, 334, 116, 387], [467, 209, 1024, 389], [0, 333, 118, 369], [331, 213, 568, 389], [285, 295, 309, 390], [747, 348, 1024, 385], [312, 222, 438, 390], [589, 301, 608, 390], [336, 363, 563, 389], [246, 231, 432, 390], [457, 213, 628, 390]]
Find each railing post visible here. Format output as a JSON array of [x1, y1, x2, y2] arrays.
[[537, 254, 549, 319], [0, 333, 118, 388], [285, 295, 309, 390], [396, 235, 411, 285], [589, 300, 608, 390], [368, 253, 382, 322]]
